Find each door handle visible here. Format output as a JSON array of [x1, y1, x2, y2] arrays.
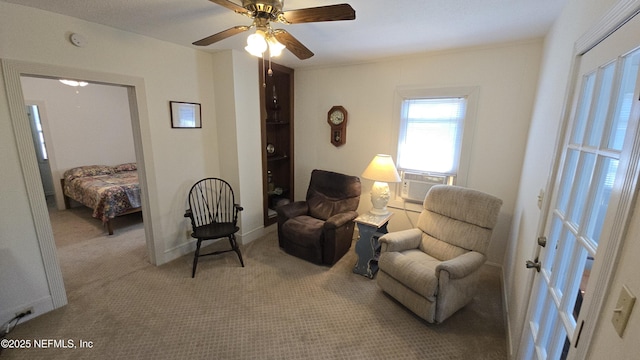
[[526, 258, 541, 272], [538, 236, 547, 247]]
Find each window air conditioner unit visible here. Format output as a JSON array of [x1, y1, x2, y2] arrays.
[[400, 172, 449, 203]]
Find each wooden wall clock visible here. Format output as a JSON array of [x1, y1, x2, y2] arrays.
[[327, 106, 347, 147]]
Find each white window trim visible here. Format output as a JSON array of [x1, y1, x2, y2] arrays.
[[389, 85, 479, 211]]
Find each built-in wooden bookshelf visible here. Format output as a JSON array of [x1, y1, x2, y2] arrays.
[[259, 61, 294, 226]]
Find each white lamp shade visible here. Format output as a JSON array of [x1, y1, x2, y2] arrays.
[[267, 36, 285, 57], [245, 32, 267, 57], [361, 154, 401, 183]]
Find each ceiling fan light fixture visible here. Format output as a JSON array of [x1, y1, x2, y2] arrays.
[[59, 79, 89, 87], [199, 1, 355, 60], [245, 30, 268, 56], [267, 35, 285, 57]]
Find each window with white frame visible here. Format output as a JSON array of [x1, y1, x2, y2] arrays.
[[28, 104, 48, 161], [395, 86, 478, 186]]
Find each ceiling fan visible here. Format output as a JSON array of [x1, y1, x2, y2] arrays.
[[193, 0, 356, 60]]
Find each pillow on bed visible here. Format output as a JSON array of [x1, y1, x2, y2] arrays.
[[113, 162, 137, 172], [64, 165, 115, 182]]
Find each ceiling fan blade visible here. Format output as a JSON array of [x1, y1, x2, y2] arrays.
[[193, 25, 250, 46], [280, 4, 355, 24], [208, 0, 249, 15], [273, 29, 314, 60]]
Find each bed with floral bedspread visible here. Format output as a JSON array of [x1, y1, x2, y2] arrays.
[[61, 163, 141, 235]]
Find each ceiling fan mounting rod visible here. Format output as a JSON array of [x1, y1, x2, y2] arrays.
[[253, 17, 271, 32]]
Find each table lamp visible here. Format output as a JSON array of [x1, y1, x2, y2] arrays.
[[361, 154, 401, 215]]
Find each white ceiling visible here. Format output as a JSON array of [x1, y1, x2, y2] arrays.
[[2, 0, 567, 68]]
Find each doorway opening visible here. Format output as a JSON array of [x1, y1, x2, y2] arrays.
[[21, 76, 148, 295], [3, 59, 157, 310]]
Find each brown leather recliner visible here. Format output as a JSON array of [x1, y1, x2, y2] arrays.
[[276, 169, 361, 265]]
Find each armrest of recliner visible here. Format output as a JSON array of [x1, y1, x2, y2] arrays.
[[378, 228, 422, 253], [324, 210, 358, 229], [436, 251, 486, 279], [276, 201, 309, 220]]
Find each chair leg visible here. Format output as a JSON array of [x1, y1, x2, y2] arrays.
[[192, 239, 202, 278], [229, 235, 244, 267]]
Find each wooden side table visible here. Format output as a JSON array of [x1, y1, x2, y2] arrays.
[[353, 213, 392, 278]]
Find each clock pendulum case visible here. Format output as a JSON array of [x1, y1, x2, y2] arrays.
[[327, 106, 347, 147]]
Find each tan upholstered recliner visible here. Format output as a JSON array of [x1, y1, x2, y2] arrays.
[[377, 185, 502, 323]]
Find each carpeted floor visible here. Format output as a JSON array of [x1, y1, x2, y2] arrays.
[[2, 205, 507, 359]]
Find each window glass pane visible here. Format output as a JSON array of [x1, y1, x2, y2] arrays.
[[568, 153, 596, 226], [397, 97, 466, 174], [38, 133, 48, 159], [585, 157, 618, 245], [571, 72, 596, 145], [557, 149, 579, 215], [29, 105, 48, 160], [571, 252, 593, 322], [543, 216, 564, 273], [406, 98, 465, 120], [552, 231, 576, 301], [402, 121, 457, 172], [554, 329, 570, 360], [531, 279, 549, 338], [561, 244, 587, 324], [607, 48, 640, 150], [586, 62, 616, 147], [537, 299, 560, 358]]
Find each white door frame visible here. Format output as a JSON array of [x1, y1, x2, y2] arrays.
[[518, 0, 640, 357], [1, 59, 160, 309]]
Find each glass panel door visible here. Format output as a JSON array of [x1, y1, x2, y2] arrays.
[[519, 25, 640, 360]]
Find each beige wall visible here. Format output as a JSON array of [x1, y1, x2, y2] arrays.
[[0, 2, 225, 255], [294, 41, 543, 265], [212, 51, 266, 241], [0, 2, 252, 323]]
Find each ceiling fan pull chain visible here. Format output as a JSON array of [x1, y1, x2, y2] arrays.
[[262, 55, 267, 88]]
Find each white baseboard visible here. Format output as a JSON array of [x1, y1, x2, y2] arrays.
[[238, 223, 276, 245], [501, 265, 515, 359], [1, 296, 54, 327], [162, 223, 278, 264], [162, 238, 197, 264]]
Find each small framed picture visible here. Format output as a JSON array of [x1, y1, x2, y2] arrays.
[[170, 101, 201, 128]]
